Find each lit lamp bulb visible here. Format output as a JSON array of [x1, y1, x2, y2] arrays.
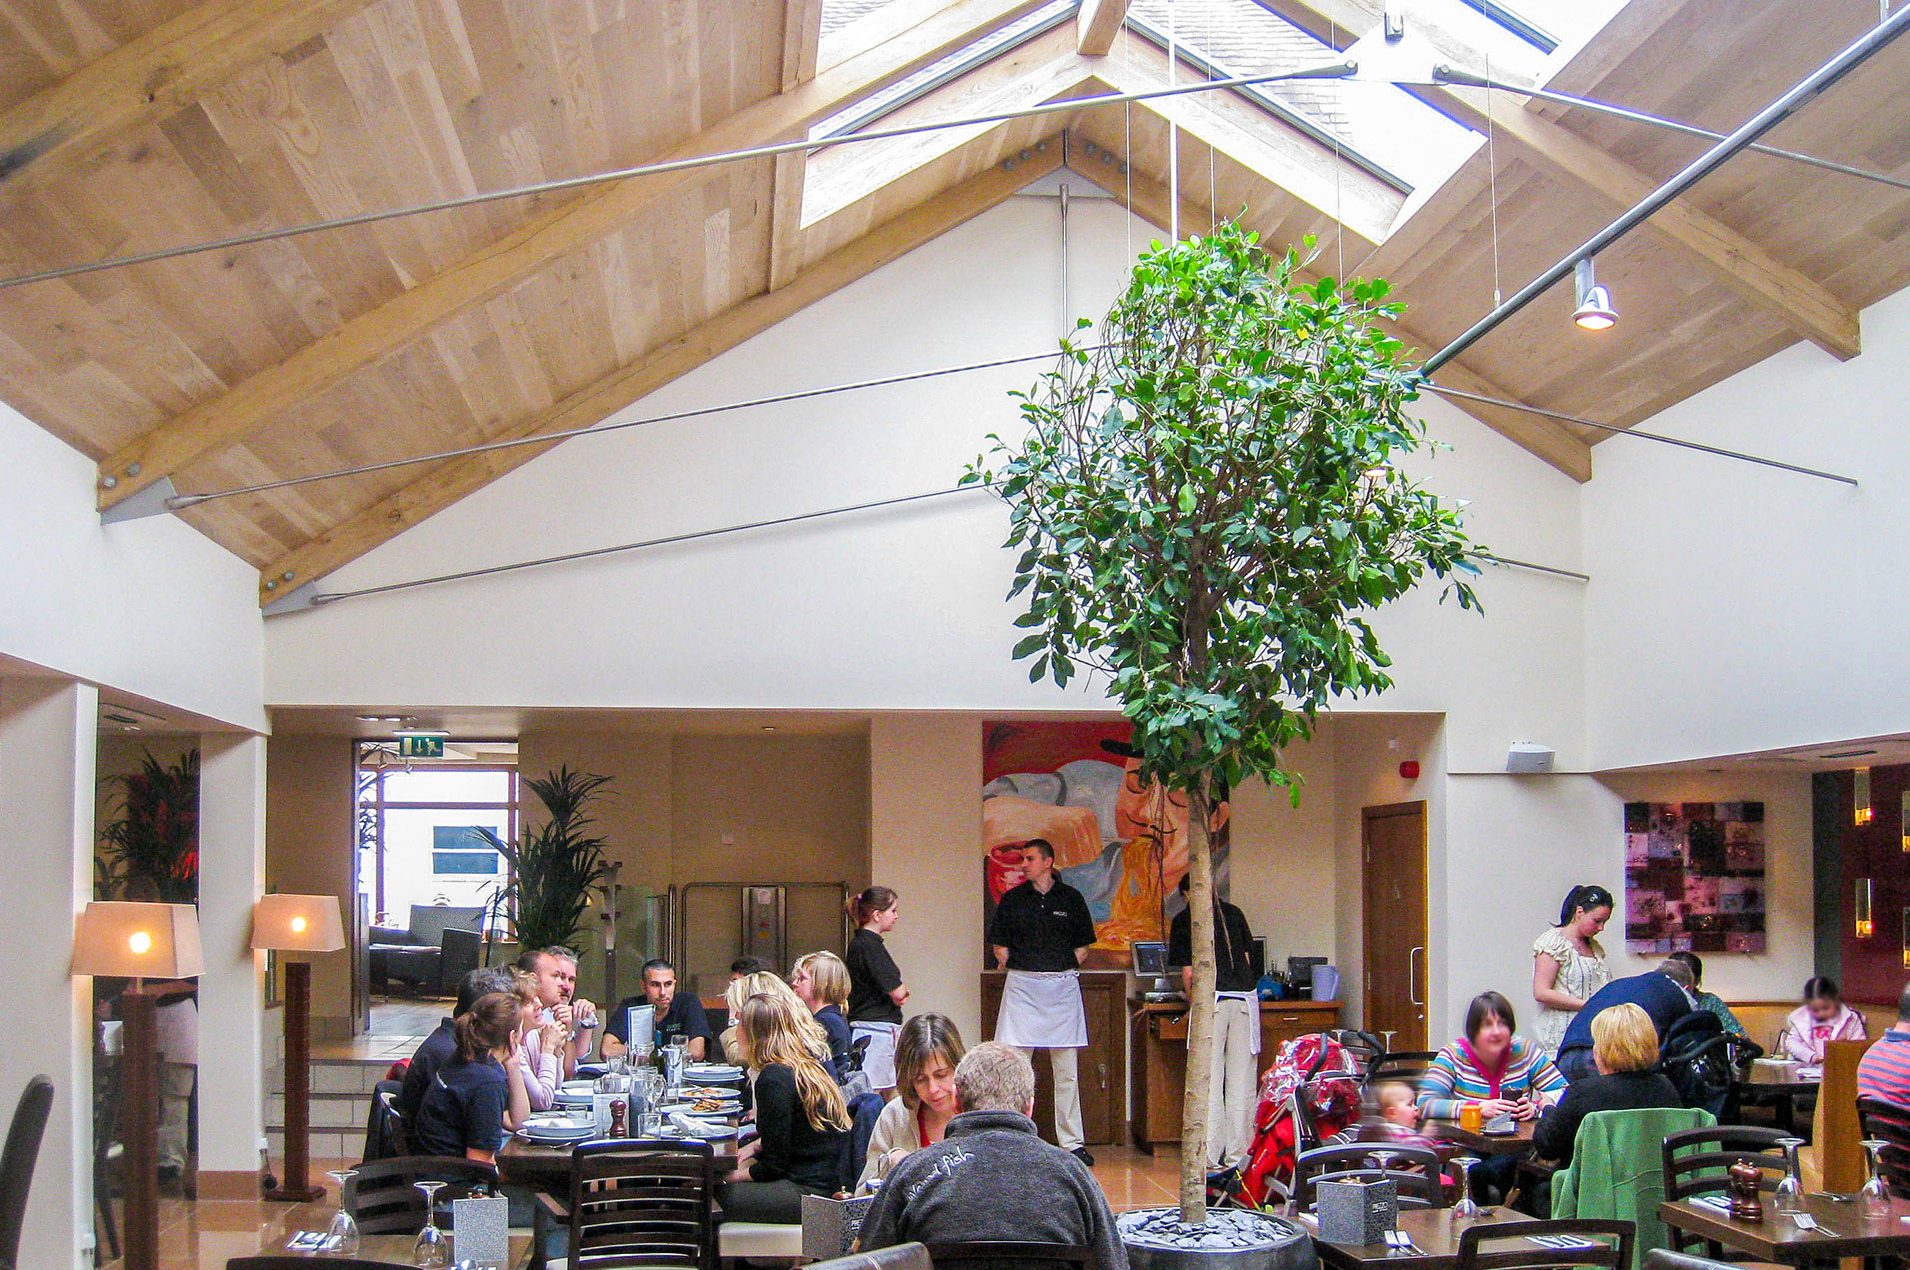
[[1572, 258, 1617, 331], [290, 916, 308, 934], [128, 930, 153, 955]]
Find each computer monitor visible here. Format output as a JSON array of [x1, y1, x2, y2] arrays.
[[1131, 940, 1168, 976], [1251, 935, 1267, 981]]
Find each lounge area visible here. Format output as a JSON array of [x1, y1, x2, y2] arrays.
[[5, 1, 1910, 1268]]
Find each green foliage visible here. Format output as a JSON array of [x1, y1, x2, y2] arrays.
[[470, 767, 612, 954], [98, 749, 201, 903], [965, 223, 1481, 799]]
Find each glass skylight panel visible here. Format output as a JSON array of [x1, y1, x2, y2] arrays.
[[820, 0, 909, 38], [1472, 0, 1628, 52], [1126, 0, 1478, 192]]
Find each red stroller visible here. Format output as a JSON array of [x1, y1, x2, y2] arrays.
[[1211, 1031, 1370, 1210]]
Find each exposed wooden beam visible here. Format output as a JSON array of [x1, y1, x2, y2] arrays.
[[769, 0, 828, 289], [782, 0, 825, 92], [1076, 0, 1133, 56], [1259, 0, 1861, 360], [99, 0, 1049, 511], [1065, 136, 1593, 480], [257, 147, 1063, 601], [0, 0, 375, 198]]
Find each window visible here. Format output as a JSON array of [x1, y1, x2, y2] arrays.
[[356, 746, 517, 930]]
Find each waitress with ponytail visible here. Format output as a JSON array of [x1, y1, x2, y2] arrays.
[[1531, 884, 1615, 1056], [846, 886, 909, 1093]]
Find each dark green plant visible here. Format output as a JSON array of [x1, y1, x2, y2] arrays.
[[965, 223, 1480, 1223], [98, 749, 201, 903], [471, 767, 612, 955]]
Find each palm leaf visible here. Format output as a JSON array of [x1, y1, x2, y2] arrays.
[[472, 766, 612, 952]]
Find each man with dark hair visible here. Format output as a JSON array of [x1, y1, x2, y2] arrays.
[[1858, 981, 1910, 1104], [515, 945, 597, 1071], [859, 1043, 1126, 1270], [1554, 959, 1695, 1082], [603, 957, 714, 1060], [1168, 872, 1260, 1168], [730, 956, 767, 980], [988, 837, 1098, 1164], [397, 965, 515, 1124]]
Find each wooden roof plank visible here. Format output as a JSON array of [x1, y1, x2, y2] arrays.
[[1076, 0, 1133, 57], [256, 144, 1062, 600], [95, 0, 1052, 511]]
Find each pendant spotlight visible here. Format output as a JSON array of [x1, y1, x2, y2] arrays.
[[1572, 257, 1618, 331]]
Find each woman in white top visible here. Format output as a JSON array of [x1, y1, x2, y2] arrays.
[[510, 971, 565, 1111], [858, 1013, 965, 1188], [1531, 884, 1615, 1054]]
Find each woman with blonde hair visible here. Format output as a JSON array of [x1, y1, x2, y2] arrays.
[[722, 970, 829, 1065], [858, 1013, 966, 1186], [508, 970, 564, 1111], [1531, 1003, 1683, 1164], [792, 951, 854, 1075], [722, 992, 852, 1223]]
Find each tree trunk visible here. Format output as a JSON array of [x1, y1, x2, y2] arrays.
[[1179, 785, 1216, 1224]]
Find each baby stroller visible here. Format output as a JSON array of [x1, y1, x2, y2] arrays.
[[1211, 1032, 1366, 1210]]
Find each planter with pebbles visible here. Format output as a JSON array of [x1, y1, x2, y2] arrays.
[[1118, 1207, 1320, 1270]]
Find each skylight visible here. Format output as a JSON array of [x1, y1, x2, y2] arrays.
[[1476, 0, 1629, 52], [1126, 0, 1479, 193], [820, 0, 908, 38]]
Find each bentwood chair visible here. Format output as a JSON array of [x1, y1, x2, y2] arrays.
[[1455, 1219, 1634, 1270], [548, 1138, 718, 1270], [1366, 1051, 1441, 1090], [1660, 1125, 1787, 1257], [1856, 1095, 1910, 1197], [1291, 1143, 1446, 1212], [923, 1242, 1092, 1270], [340, 1155, 497, 1234], [0, 1075, 54, 1270]]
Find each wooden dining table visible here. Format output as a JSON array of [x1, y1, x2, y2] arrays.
[[251, 1193, 535, 1267], [1299, 1205, 1531, 1270], [1427, 1117, 1539, 1157], [1659, 1192, 1910, 1266], [1737, 1061, 1821, 1135]]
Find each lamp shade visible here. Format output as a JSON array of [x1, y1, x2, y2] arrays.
[[251, 893, 345, 953], [71, 901, 204, 979]]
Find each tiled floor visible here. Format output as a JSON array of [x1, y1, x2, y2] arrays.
[[105, 1146, 1189, 1268], [309, 998, 451, 1062]]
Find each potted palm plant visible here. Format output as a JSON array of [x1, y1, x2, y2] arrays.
[[98, 748, 201, 902], [471, 766, 613, 954], [968, 222, 1479, 1256]]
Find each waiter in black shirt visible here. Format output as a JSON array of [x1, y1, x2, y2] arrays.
[[1167, 873, 1260, 1169], [988, 838, 1098, 1165]]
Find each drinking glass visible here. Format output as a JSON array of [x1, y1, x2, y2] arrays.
[[411, 1179, 450, 1268], [323, 1169, 360, 1255], [1773, 1137, 1806, 1215], [1451, 1157, 1481, 1221], [1860, 1139, 1892, 1220]]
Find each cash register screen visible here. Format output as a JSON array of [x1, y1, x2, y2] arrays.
[[1131, 940, 1167, 976]]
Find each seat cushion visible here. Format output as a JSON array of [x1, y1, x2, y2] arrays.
[[719, 1221, 805, 1258]]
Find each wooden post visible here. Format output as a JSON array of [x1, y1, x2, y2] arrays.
[[121, 984, 161, 1270], [264, 960, 324, 1202]]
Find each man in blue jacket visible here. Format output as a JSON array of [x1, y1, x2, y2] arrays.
[[1554, 958, 1696, 1082]]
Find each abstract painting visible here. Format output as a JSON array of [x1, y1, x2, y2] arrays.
[[1624, 801, 1766, 954]]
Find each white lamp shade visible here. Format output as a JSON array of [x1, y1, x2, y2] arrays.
[[251, 893, 346, 953], [71, 901, 204, 979]]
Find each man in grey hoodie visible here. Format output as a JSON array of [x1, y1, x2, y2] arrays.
[[859, 1042, 1127, 1270]]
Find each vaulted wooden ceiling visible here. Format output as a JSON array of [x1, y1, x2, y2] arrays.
[[0, 0, 1904, 606]]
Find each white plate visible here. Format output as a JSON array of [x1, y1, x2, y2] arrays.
[[657, 1123, 739, 1140], [684, 1064, 745, 1080]]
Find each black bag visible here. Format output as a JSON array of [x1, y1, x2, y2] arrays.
[[1658, 1010, 1737, 1119]]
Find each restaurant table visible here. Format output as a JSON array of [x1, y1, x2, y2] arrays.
[[1659, 1192, 1910, 1265], [1298, 1205, 1530, 1270], [254, 1193, 534, 1267], [1738, 1061, 1821, 1135], [498, 1130, 741, 1193], [1428, 1117, 1539, 1157]]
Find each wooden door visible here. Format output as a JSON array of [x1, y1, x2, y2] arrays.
[[1362, 802, 1429, 1050], [980, 971, 1126, 1146]]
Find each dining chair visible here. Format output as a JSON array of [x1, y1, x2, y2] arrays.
[[922, 1241, 1092, 1270], [340, 1155, 498, 1234], [1856, 1095, 1910, 1197], [1365, 1051, 1441, 1090], [227, 1258, 413, 1269], [1640, 1251, 1736, 1270], [812, 1244, 932, 1270], [1660, 1125, 1787, 1257], [0, 1075, 54, 1270], [550, 1138, 718, 1270], [1455, 1218, 1634, 1270], [1291, 1142, 1446, 1212]]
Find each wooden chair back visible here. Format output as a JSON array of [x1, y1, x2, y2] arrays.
[[1660, 1125, 1787, 1257], [1456, 1219, 1634, 1270], [0, 1075, 54, 1270], [923, 1242, 1091, 1270], [340, 1155, 496, 1234], [1857, 1095, 1910, 1198], [567, 1138, 718, 1270], [1293, 1143, 1446, 1212], [1366, 1052, 1440, 1089]]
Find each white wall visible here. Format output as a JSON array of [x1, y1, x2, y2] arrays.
[[1584, 287, 1910, 771], [0, 402, 266, 732]]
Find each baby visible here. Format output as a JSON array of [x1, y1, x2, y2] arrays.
[[1376, 1081, 1422, 1132]]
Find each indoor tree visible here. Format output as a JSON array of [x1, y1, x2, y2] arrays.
[[965, 222, 1481, 1224], [98, 748, 201, 903], [472, 767, 613, 954]]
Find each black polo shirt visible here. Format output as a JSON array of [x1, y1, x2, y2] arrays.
[[989, 879, 1096, 971], [1168, 899, 1260, 993], [606, 992, 714, 1051], [411, 1056, 508, 1158]]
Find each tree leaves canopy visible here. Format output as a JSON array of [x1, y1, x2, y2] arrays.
[[964, 223, 1481, 797]]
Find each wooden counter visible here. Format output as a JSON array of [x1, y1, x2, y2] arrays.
[[1128, 996, 1341, 1152]]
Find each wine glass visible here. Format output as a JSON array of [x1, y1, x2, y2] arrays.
[[323, 1169, 360, 1255], [1860, 1139, 1892, 1220], [411, 1179, 450, 1268], [1773, 1137, 1806, 1215], [1450, 1156, 1481, 1221]]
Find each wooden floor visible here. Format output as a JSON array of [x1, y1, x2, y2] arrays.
[[103, 1145, 1188, 1268]]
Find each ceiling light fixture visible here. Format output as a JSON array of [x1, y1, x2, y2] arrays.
[[1572, 258, 1617, 330]]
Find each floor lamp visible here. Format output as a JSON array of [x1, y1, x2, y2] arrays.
[[253, 893, 344, 1203], [72, 901, 204, 1270]]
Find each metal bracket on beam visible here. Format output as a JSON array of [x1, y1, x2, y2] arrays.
[[99, 476, 180, 525], [261, 582, 321, 617]]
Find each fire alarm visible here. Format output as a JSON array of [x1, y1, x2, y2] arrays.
[[1399, 760, 1420, 780]]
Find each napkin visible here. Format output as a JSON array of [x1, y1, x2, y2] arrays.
[[670, 1111, 716, 1137]]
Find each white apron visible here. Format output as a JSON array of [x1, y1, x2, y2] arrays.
[[1187, 991, 1262, 1055], [995, 969, 1088, 1048]]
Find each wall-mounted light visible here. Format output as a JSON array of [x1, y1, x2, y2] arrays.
[[1856, 766, 1875, 826], [1857, 877, 1875, 938], [1573, 257, 1617, 331], [1901, 907, 1910, 970]]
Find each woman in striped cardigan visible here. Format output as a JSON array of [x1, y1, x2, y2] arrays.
[[1418, 991, 1569, 1122]]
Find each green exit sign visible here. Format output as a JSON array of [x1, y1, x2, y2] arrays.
[[398, 734, 445, 759]]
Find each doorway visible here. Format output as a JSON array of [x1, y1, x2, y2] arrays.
[[1362, 801, 1429, 1050]]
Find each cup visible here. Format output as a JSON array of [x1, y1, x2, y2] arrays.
[[1459, 1102, 1484, 1133]]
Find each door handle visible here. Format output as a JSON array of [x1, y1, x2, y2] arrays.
[[1408, 946, 1425, 1007]]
